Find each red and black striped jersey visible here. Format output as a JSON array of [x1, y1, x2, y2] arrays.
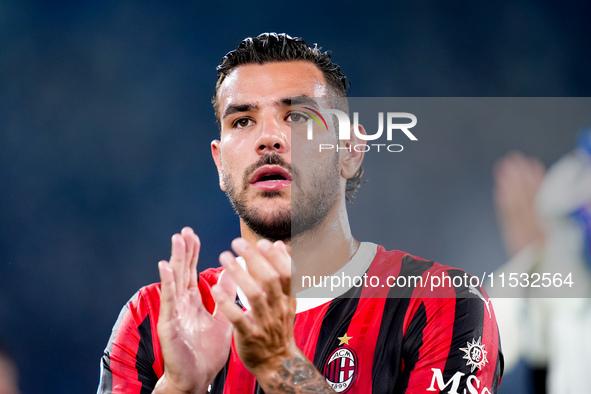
[[98, 244, 503, 394]]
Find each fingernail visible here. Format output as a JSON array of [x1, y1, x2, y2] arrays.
[[232, 238, 249, 253], [219, 251, 235, 267], [257, 239, 272, 252]]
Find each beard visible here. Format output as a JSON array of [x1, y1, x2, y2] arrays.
[[222, 152, 341, 242]]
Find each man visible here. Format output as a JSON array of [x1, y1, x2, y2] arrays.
[[98, 33, 503, 393], [491, 132, 591, 393]]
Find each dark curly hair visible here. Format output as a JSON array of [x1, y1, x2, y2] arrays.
[[212, 33, 363, 202]]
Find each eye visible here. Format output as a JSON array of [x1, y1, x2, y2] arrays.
[[287, 112, 309, 124], [232, 117, 254, 129]]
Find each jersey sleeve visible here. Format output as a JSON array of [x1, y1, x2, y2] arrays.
[[398, 268, 504, 394], [97, 268, 223, 394], [97, 283, 164, 394]]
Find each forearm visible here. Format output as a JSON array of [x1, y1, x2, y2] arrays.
[[255, 351, 336, 393]]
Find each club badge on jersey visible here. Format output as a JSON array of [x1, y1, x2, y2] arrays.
[[323, 332, 358, 393]]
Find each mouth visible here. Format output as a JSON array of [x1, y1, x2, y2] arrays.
[[250, 165, 292, 191]]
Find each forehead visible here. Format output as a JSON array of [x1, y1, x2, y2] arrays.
[[217, 61, 329, 113]]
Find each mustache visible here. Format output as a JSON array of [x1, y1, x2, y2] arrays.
[[242, 153, 297, 185]]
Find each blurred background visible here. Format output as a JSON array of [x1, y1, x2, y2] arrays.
[[1, 0, 590, 392]]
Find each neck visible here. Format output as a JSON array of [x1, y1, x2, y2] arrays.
[[239, 199, 359, 293]]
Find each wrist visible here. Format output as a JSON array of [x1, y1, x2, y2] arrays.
[[153, 372, 210, 394], [252, 344, 334, 393], [249, 341, 301, 379], [251, 343, 312, 386]]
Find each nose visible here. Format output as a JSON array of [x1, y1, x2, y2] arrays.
[[254, 119, 289, 154]]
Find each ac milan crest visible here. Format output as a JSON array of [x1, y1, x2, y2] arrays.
[[323, 347, 358, 393]]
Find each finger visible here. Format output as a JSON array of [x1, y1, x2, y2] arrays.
[[523, 157, 545, 194], [493, 170, 512, 208], [158, 260, 177, 322], [181, 227, 199, 289], [170, 234, 186, 298], [180, 227, 194, 290], [513, 156, 542, 210], [211, 282, 251, 333], [258, 240, 292, 296], [219, 251, 270, 318], [492, 151, 516, 181], [189, 231, 201, 289], [231, 238, 283, 299], [500, 153, 532, 211], [211, 270, 237, 321], [493, 153, 518, 206], [259, 240, 291, 277]]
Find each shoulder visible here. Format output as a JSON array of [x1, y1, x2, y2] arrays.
[[373, 245, 490, 298], [373, 245, 458, 274], [371, 248, 503, 392], [370, 245, 439, 277], [126, 266, 225, 317], [370, 246, 498, 339]]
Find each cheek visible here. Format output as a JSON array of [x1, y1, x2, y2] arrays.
[[292, 126, 338, 155], [297, 150, 339, 185], [218, 135, 257, 187], [220, 135, 249, 168], [292, 129, 339, 180]]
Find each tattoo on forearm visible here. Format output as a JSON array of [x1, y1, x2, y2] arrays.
[[264, 354, 335, 393]]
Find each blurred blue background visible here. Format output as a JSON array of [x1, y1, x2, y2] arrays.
[[1, 0, 590, 392]]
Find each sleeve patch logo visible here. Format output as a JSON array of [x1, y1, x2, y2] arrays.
[[460, 336, 488, 372], [323, 347, 358, 393]]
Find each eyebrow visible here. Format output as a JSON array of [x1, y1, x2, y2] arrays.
[[222, 103, 257, 120], [281, 95, 320, 109], [222, 95, 320, 120]]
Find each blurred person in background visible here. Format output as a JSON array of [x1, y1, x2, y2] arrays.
[[0, 342, 20, 394], [491, 129, 591, 393]]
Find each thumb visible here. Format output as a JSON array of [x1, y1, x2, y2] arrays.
[[211, 270, 239, 333], [213, 269, 237, 311]]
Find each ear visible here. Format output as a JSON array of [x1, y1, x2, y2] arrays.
[[211, 140, 227, 191], [340, 123, 366, 179]]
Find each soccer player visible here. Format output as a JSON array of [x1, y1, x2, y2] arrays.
[[98, 33, 503, 393]]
